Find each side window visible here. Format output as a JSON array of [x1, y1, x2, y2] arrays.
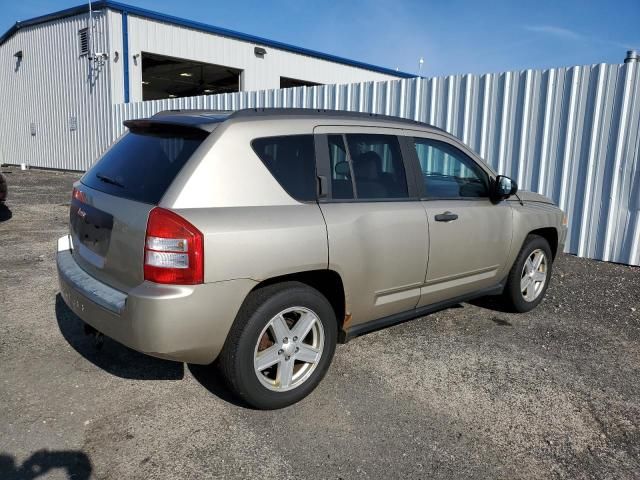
[[252, 135, 317, 201], [413, 138, 489, 198], [327, 135, 354, 199], [345, 134, 409, 199]]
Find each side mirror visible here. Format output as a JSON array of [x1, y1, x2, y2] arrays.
[[493, 175, 518, 201]]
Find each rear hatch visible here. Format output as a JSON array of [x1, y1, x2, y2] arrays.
[[70, 122, 210, 292]]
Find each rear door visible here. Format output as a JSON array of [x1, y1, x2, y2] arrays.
[[70, 123, 210, 292], [407, 134, 513, 306], [314, 126, 429, 327]]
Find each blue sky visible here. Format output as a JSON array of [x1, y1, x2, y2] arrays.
[[2, 0, 639, 76]]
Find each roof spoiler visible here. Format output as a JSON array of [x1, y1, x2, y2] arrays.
[[123, 114, 227, 133]]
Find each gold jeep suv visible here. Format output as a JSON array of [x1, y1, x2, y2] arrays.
[[57, 109, 567, 409]]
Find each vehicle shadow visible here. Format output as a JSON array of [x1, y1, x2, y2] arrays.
[[468, 295, 514, 313], [0, 203, 12, 222], [0, 450, 91, 480], [187, 363, 250, 408], [55, 294, 184, 380]]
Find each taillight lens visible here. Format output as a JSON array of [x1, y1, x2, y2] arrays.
[[72, 186, 87, 203], [144, 207, 204, 285]]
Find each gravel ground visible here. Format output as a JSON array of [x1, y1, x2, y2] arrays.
[[0, 167, 639, 480]]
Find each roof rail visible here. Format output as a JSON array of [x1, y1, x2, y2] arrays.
[[152, 109, 234, 117], [228, 108, 446, 132], [141, 107, 447, 134]]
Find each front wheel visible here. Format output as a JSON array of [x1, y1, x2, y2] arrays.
[[219, 282, 337, 409], [503, 234, 553, 312]]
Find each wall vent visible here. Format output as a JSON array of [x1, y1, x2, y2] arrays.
[[78, 28, 89, 56]]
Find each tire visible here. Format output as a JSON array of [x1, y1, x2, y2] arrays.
[[503, 234, 553, 313], [219, 281, 337, 410]]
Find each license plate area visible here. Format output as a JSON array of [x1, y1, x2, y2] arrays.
[[70, 198, 114, 257]]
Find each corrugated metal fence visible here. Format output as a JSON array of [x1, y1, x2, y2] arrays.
[[114, 63, 640, 266]]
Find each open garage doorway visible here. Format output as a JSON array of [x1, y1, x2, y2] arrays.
[[280, 77, 321, 88], [141, 52, 241, 100]]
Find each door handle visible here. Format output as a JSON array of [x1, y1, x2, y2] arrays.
[[434, 211, 458, 222], [317, 175, 328, 198]]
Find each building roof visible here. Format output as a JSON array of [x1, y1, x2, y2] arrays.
[[0, 1, 416, 79]]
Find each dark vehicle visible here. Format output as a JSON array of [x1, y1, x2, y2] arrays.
[[0, 172, 7, 202]]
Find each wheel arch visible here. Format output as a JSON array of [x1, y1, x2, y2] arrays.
[[528, 227, 559, 259], [250, 269, 348, 342]]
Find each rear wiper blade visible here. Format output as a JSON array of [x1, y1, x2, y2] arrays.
[[96, 173, 124, 188]]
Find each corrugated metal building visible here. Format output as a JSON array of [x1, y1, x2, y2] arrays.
[[0, 1, 412, 170]]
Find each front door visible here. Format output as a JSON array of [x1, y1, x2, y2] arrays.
[[409, 135, 513, 306]]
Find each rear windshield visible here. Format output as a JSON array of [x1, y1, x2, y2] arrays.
[[82, 126, 208, 204]]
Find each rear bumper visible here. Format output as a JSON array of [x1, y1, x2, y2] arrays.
[[56, 235, 256, 364]]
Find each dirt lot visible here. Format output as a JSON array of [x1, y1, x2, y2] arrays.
[[0, 166, 639, 480]]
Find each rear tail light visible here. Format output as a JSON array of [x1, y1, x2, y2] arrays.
[[72, 186, 87, 203], [144, 207, 204, 285]]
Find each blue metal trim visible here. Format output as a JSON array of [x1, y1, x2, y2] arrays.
[[0, 1, 415, 79], [121, 11, 129, 103], [0, 2, 91, 45]]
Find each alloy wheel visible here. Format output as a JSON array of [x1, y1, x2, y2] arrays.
[[520, 248, 548, 302], [253, 307, 324, 392]]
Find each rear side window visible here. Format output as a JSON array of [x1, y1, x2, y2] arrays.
[[345, 134, 409, 199], [252, 135, 317, 202], [327, 135, 354, 199], [82, 126, 208, 204]]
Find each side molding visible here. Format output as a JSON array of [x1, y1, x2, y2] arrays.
[[342, 281, 505, 341]]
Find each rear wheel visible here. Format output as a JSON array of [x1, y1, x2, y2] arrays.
[[219, 282, 337, 409], [503, 235, 553, 312]]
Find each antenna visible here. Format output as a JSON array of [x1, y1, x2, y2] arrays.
[[418, 57, 425, 74], [87, 1, 108, 65], [88, 0, 93, 59]]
